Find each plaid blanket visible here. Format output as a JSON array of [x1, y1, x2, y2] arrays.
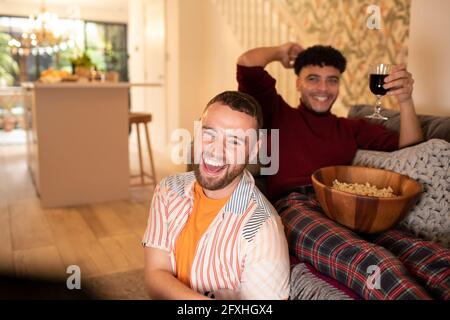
[[276, 192, 450, 300], [373, 230, 450, 299]]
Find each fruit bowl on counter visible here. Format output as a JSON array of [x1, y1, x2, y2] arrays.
[[38, 68, 76, 83]]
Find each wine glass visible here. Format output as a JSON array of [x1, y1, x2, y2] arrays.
[[367, 63, 390, 120]]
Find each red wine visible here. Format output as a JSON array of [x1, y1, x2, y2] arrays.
[[370, 74, 388, 96]]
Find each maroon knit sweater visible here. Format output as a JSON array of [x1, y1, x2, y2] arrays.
[[237, 65, 399, 201]]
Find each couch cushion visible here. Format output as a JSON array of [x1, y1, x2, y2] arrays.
[[348, 104, 450, 143], [353, 139, 450, 248]]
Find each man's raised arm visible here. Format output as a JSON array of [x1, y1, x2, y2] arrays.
[[237, 42, 303, 68], [236, 43, 304, 125]]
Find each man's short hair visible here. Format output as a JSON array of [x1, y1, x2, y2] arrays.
[[205, 91, 263, 130], [294, 45, 347, 75]]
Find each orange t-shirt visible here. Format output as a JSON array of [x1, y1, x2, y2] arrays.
[[174, 182, 230, 287]]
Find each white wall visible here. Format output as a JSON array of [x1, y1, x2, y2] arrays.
[[177, 0, 206, 133], [165, 0, 180, 154], [166, 0, 242, 137], [408, 0, 450, 116], [202, 2, 245, 112]]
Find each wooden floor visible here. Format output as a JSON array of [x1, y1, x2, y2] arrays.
[[0, 133, 183, 282]]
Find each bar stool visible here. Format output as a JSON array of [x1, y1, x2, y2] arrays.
[[129, 112, 157, 187]]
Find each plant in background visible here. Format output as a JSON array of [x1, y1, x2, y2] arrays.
[[0, 33, 21, 131], [70, 51, 95, 71], [0, 92, 23, 131], [0, 32, 19, 86], [105, 42, 119, 71], [70, 51, 98, 79], [53, 46, 80, 73], [104, 43, 123, 82], [71, 51, 94, 67]]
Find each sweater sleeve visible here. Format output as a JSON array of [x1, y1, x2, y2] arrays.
[[352, 118, 399, 151], [236, 65, 284, 129]]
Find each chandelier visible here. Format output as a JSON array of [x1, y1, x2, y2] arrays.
[[8, 1, 75, 56]]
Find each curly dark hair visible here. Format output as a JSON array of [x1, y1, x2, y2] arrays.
[[294, 45, 347, 76]]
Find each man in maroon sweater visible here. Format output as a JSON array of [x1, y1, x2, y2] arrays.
[[237, 43, 423, 201], [236, 43, 450, 300]]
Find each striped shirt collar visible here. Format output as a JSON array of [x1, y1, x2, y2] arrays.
[[183, 170, 255, 215]]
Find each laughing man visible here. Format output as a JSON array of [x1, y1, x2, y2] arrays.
[[142, 91, 290, 300]]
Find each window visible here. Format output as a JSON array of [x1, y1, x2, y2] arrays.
[[0, 15, 128, 84]]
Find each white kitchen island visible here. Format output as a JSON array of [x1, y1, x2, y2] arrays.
[[23, 82, 160, 208]]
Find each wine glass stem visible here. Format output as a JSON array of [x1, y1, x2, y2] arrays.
[[375, 95, 382, 114]]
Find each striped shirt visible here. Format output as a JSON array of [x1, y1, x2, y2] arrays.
[[142, 170, 290, 300]]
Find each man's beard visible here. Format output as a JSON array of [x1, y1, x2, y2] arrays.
[[192, 161, 246, 191]]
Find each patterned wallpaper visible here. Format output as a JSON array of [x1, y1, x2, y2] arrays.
[[284, 0, 412, 114]]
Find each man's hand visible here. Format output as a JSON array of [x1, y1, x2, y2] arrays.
[[384, 64, 423, 148], [277, 42, 303, 68], [384, 64, 414, 105], [278, 42, 303, 68]]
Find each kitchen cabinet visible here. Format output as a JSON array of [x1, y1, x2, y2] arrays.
[[23, 82, 131, 207]]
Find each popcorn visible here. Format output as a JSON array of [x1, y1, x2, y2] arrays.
[[331, 179, 396, 197]]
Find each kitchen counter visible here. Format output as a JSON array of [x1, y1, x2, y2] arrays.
[[23, 82, 162, 89], [23, 82, 160, 207]]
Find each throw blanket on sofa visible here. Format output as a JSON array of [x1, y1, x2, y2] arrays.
[[290, 263, 355, 300], [352, 139, 450, 248]]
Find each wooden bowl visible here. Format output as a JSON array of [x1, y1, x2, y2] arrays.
[[311, 166, 421, 233]]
